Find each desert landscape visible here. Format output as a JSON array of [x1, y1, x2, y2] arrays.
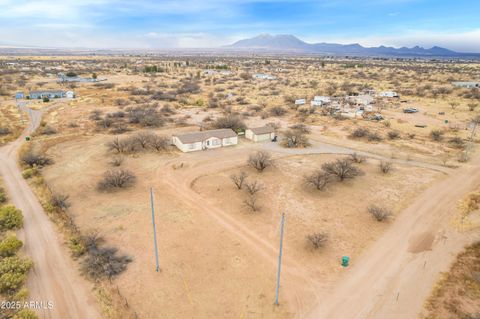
[[1, 51, 479, 319]]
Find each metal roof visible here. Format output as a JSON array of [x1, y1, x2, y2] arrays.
[[174, 129, 237, 144], [248, 126, 275, 135]]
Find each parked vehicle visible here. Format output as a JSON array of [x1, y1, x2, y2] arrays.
[[403, 108, 419, 113]]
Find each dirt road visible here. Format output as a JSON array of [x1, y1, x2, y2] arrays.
[[306, 152, 480, 318], [0, 106, 101, 319]]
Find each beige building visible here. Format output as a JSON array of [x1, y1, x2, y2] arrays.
[[172, 129, 238, 152], [245, 126, 275, 142]]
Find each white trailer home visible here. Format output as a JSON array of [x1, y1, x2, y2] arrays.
[[379, 91, 399, 98], [245, 126, 275, 142], [295, 99, 306, 105], [172, 129, 238, 152]]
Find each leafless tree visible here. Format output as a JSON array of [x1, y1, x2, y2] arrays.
[[97, 169, 136, 191], [248, 151, 273, 172], [230, 171, 248, 190], [304, 170, 331, 191], [50, 193, 70, 211], [244, 194, 260, 212], [379, 161, 393, 174], [108, 137, 128, 153], [321, 158, 362, 181], [306, 232, 328, 249], [283, 129, 310, 148], [368, 205, 392, 222], [133, 131, 154, 149], [149, 134, 170, 151], [244, 180, 264, 195], [20, 151, 52, 167], [430, 129, 444, 141]]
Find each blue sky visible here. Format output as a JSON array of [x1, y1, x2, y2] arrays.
[[0, 0, 479, 51]]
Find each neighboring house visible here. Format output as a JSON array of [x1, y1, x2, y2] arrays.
[[452, 81, 480, 88], [347, 94, 374, 106], [15, 92, 24, 99], [253, 73, 276, 80], [245, 126, 275, 142], [379, 91, 399, 98], [172, 129, 238, 152], [295, 99, 306, 105], [29, 90, 65, 99], [312, 96, 331, 105], [66, 91, 75, 98]]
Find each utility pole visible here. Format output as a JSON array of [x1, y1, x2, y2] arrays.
[[275, 213, 285, 306], [150, 188, 160, 272]]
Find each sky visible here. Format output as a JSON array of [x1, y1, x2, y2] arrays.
[[0, 0, 479, 52]]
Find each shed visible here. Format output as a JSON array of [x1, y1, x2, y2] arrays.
[[66, 91, 75, 98], [295, 99, 306, 105], [172, 129, 238, 152], [245, 126, 275, 142]]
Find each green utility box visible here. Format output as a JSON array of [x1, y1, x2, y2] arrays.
[[25, 136, 31, 141], [444, 120, 449, 124], [341, 256, 350, 267]]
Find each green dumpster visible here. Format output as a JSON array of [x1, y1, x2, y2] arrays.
[[341, 256, 350, 267], [25, 136, 31, 141]]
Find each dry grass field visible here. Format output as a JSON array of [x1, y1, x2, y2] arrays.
[[0, 55, 479, 318]]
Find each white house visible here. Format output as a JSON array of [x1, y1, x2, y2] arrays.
[[66, 91, 75, 98], [245, 126, 275, 142], [379, 91, 399, 98], [253, 73, 276, 80], [295, 99, 306, 105], [172, 129, 238, 152], [452, 81, 480, 88]]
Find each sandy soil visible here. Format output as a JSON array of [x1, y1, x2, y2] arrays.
[[41, 131, 444, 318]]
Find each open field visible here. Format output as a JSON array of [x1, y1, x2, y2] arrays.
[[0, 55, 479, 318]]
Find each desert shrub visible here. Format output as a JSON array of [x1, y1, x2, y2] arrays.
[[0, 235, 23, 257], [149, 134, 170, 151], [289, 124, 311, 134], [0, 127, 11, 136], [368, 205, 392, 221], [430, 129, 445, 141], [107, 137, 128, 153], [97, 170, 136, 191], [0, 206, 23, 230], [304, 170, 331, 191], [306, 232, 328, 249], [212, 115, 246, 131], [109, 156, 124, 167], [80, 246, 132, 280], [282, 129, 310, 148], [449, 137, 465, 149], [244, 180, 263, 196], [270, 106, 287, 116], [248, 151, 273, 172], [21, 168, 38, 179], [0, 187, 6, 204], [40, 126, 57, 135], [349, 152, 366, 164], [20, 152, 52, 167], [387, 131, 400, 140], [322, 158, 362, 182], [50, 194, 70, 211], [0, 256, 33, 294], [367, 132, 383, 142], [350, 127, 369, 138], [379, 161, 393, 174], [230, 172, 248, 190], [244, 195, 260, 212]]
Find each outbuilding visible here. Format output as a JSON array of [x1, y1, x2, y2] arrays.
[[66, 91, 75, 98], [245, 126, 276, 142], [172, 129, 238, 152], [295, 99, 306, 105], [379, 91, 399, 98], [15, 92, 24, 99]]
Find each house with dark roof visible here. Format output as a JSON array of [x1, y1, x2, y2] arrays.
[[245, 126, 275, 142], [172, 129, 238, 152]]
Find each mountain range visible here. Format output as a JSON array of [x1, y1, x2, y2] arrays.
[[227, 34, 477, 57]]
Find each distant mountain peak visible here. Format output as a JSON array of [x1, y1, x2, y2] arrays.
[[227, 34, 465, 57]]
